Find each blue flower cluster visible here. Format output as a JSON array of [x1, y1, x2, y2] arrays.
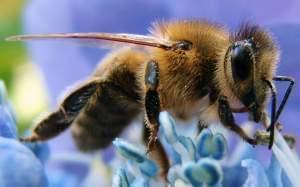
[[112, 112, 299, 187]]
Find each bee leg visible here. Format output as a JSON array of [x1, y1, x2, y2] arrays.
[[197, 120, 208, 134], [144, 60, 160, 153], [218, 96, 257, 146], [19, 109, 70, 142], [20, 80, 98, 142], [261, 111, 282, 131], [143, 123, 169, 178]]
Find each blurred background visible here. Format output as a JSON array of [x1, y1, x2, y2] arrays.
[[1, 0, 300, 186], [1, 0, 300, 180]]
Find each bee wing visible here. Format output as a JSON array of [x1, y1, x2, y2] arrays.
[[6, 32, 173, 50]]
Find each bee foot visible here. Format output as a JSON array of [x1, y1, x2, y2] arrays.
[[246, 138, 257, 147], [146, 136, 158, 154], [19, 133, 40, 142], [276, 122, 283, 131], [266, 122, 282, 132]]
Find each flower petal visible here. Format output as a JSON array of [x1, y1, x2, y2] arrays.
[[0, 106, 17, 139], [138, 159, 158, 178], [0, 137, 48, 187], [272, 131, 300, 187], [0, 81, 8, 106], [130, 178, 149, 187], [167, 165, 188, 185], [196, 128, 214, 158], [113, 138, 158, 178], [0, 81, 17, 139], [159, 111, 179, 144], [196, 128, 227, 160], [211, 133, 227, 160], [184, 158, 223, 186], [241, 159, 269, 187], [113, 138, 145, 163], [177, 136, 196, 161], [266, 154, 282, 187], [23, 141, 50, 165], [112, 168, 130, 187], [46, 168, 79, 187]]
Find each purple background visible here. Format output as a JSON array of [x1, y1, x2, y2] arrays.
[[23, 0, 300, 151]]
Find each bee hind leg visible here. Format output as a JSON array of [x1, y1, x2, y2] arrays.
[[20, 79, 98, 142], [218, 96, 257, 146], [20, 109, 71, 142]]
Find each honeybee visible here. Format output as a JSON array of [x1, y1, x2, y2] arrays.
[[7, 20, 294, 175]]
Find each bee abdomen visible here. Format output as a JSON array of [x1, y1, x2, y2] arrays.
[[71, 81, 141, 151]]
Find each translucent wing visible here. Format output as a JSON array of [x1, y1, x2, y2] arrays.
[[6, 32, 173, 50]]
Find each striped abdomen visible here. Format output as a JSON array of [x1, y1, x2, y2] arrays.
[[71, 49, 146, 151]]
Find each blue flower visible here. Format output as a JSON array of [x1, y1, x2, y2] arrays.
[[23, 139, 50, 165], [0, 106, 17, 139], [0, 81, 48, 187], [271, 131, 300, 186], [112, 112, 300, 187], [113, 138, 159, 178], [242, 153, 284, 187], [113, 112, 225, 186], [0, 137, 48, 187], [242, 159, 270, 187], [112, 168, 130, 187], [46, 168, 80, 187], [196, 128, 227, 160], [0, 81, 18, 139], [183, 159, 223, 186]]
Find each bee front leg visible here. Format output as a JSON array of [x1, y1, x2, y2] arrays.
[[197, 120, 208, 134], [144, 60, 161, 153], [218, 96, 257, 146], [144, 60, 170, 177]]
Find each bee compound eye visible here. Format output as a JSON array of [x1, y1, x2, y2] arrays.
[[230, 44, 252, 81]]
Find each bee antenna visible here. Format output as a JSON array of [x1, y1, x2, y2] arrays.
[[272, 76, 295, 123], [264, 79, 277, 149]]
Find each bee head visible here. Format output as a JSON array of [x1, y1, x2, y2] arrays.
[[224, 23, 279, 122]]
